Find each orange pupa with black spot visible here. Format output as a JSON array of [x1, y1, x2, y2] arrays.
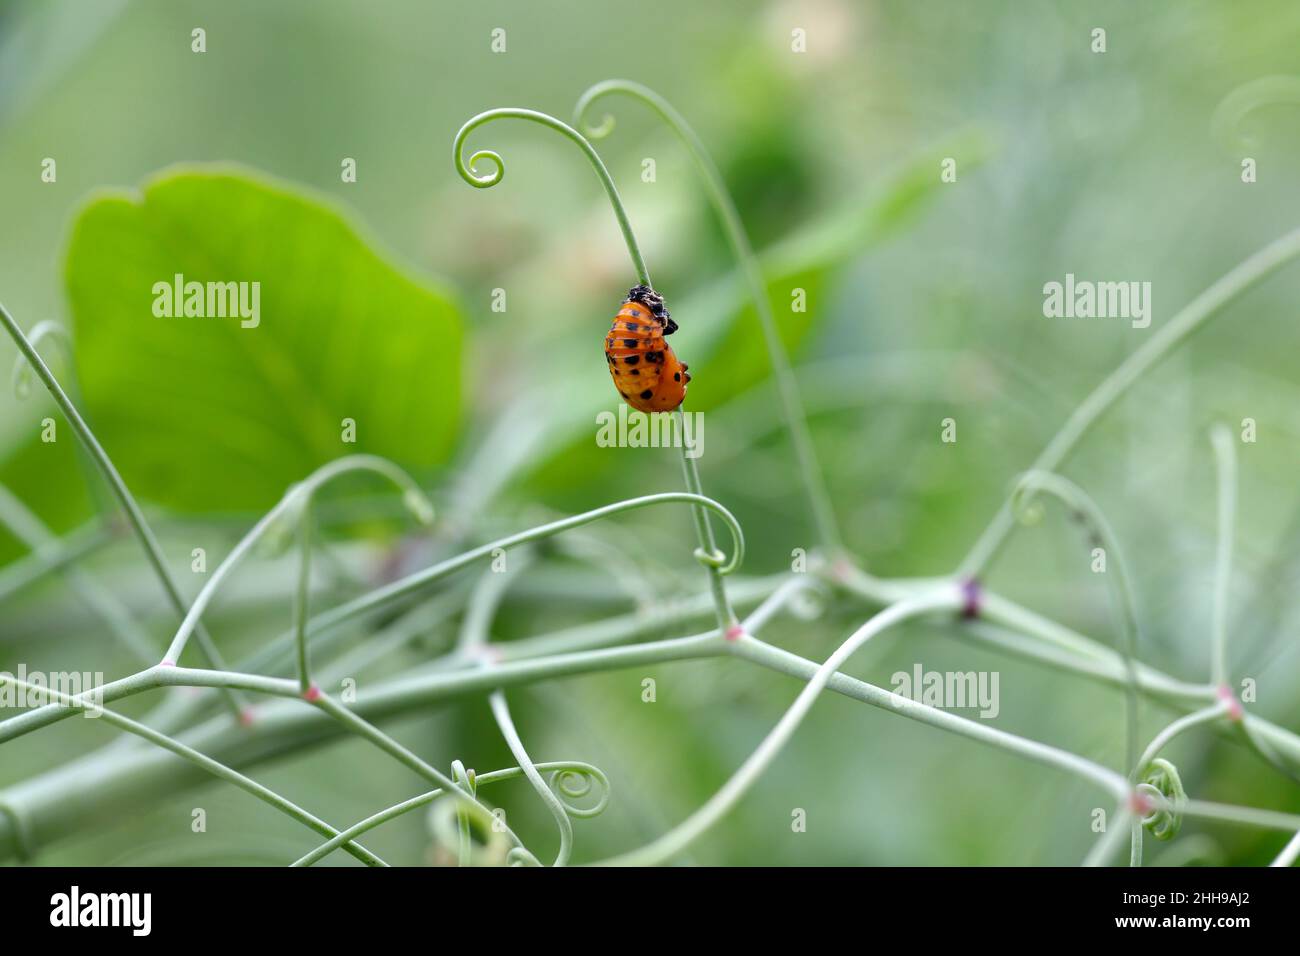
[[604, 285, 690, 413]]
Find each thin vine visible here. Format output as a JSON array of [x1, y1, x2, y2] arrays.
[[1, 82, 1299, 868], [574, 80, 841, 554]]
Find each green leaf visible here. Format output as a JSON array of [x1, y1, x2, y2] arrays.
[[63, 165, 463, 513]]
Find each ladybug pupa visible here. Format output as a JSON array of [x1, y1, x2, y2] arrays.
[[604, 285, 690, 413]]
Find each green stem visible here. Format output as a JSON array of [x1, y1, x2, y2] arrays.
[[1179, 798, 1300, 832], [0, 300, 244, 717], [1135, 704, 1230, 775], [163, 663, 533, 857], [675, 414, 738, 632], [1083, 807, 1134, 867], [0, 575, 754, 750], [293, 498, 314, 694], [839, 561, 1300, 773], [306, 691, 528, 851], [161, 453, 432, 666], [5, 589, 1293, 863], [457, 556, 529, 655], [454, 105, 738, 632], [489, 691, 574, 866], [10, 320, 113, 515], [576, 80, 840, 553], [733, 628, 1131, 800], [1128, 703, 1230, 866], [0, 482, 155, 665], [0, 519, 111, 604], [0, 673, 382, 865], [960, 227, 1300, 577], [272, 490, 743, 657], [454, 557, 573, 865], [291, 761, 606, 867], [453, 107, 650, 285], [596, 586, 1123, 866], [1010, 470, 1142, 776], [451, 760, 474, 866], [962, 618, 1207, 704], [1271, 829, 1300, 867]]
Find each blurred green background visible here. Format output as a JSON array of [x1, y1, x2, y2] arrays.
[[1, 0, 1298, 865]]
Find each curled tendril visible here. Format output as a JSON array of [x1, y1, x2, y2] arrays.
[[504, 492, 744, 576], [1211, 76, 1300, 153], [452, 759, 476, 867], [694, 545, 727, 570], [162, 454, 435, 668], [426, 791, 511, 868], [279, 456, 434, 530], [457, 147, 504, 188], [425, 759, 514, 867], [574, 79, 842, 555], [422, 760, 611, 867], [572, 82, 639, 142], [573, 79, 674, 147], [1010, 472, 1069, 528], [11, 321, 72, 400], [424, 760, 612, 867], [452, 106, 651, 285], [466, 554, 610, 865], [292, 761, 605, 867], [506, 846, 543, 867], [1137, 758, 1186, 841], [1012, 496, 1046, 527], [550, 765, 610, 819], [579, 111, 616, 140]]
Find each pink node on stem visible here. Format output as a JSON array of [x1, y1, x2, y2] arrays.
[[725, 624, 747, 642], [303, 685, 322, 702], [1128, 790, 1153, 815], [1216, 684, 1244, 721], [238, 708, 256, 727]]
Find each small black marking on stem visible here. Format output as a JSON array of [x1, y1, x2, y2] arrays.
[[960, 577, 982, 619]]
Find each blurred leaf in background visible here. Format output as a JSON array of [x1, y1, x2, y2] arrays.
[[56, 167, 463, 513], [1, 0, 1299, 867]]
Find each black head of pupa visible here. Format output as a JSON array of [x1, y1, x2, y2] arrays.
[[625, 284, 677, 335]]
